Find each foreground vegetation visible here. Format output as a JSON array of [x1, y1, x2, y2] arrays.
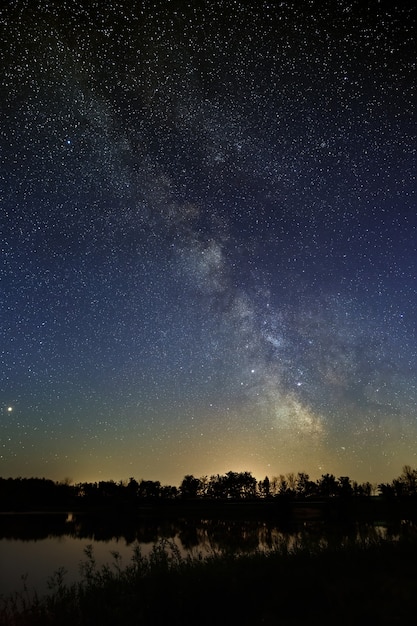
[[2, 530, 417, 625]]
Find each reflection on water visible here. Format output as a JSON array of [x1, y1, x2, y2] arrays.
[[1, 512, 416, 596]]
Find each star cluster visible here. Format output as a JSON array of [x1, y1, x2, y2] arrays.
[[1, 1, 416, 484]]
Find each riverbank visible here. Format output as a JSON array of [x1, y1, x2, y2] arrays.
[[2, 495, 416, 521], [2, 530, 417, 625]]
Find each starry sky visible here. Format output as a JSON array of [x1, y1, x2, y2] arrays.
[[1, 0, 416, 486]]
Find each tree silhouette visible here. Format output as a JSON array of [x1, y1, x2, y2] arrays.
[[258, 476, 271, 498], [160, 485, 178, 499], [138, 480, 161, 500], [180, 475, 201, 499], [3, 465, 417, 511], [295, 472, 316, 499], [353, 481, 373, 497], [273, 474, 296, 499], [317, 474, 339, 498], [338, 476, 353, 498], [399, 465, 417, 495]]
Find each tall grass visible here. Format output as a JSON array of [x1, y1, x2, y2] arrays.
[[2, 533, 417, 625]]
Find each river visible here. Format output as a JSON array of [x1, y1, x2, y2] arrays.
[[0, 510, 408, 598]]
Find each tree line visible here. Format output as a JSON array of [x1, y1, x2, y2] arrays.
[[1, 465, 417, 510]]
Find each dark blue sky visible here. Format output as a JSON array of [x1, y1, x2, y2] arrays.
[[1, 0, 416, 484]]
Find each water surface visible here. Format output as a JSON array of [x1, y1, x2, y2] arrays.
[[0, 511, 406, 597]]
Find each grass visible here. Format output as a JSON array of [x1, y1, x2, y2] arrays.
[[2, 532, 417, 625]]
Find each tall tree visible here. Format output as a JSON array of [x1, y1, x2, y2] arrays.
[[317, 474, 339, 498], [180, 475, 201, 499], [258, 476, 271, 499]]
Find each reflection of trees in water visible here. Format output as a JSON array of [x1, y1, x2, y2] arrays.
[[384, 519, 417, 542], [175, 519, 417, 556], [177, 519, 201, 550], [204, 520, 261, 554], [0, 513, 68, 541], [70, 515, 180, 545], [0, 513, 179, 544], [175, 519, 376, 555], [175, 519, 265, 554], [357, 522, 386, 545], [1, 514, 416, 555]]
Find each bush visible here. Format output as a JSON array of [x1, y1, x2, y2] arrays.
[[2, 534, 417, 625]]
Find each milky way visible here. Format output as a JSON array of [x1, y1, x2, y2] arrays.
[[1, 1, 416, 484]]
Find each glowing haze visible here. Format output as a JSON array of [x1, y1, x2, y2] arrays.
[[1, 1, 416, 486]]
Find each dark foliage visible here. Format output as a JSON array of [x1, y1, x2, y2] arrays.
[[1, 466, 417, 512], [3, 532, 417, 625]]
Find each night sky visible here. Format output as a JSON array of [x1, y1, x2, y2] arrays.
[[1, 1, 416, 486]]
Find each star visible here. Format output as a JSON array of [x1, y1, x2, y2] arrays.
[[0, 0, 415, 487]]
